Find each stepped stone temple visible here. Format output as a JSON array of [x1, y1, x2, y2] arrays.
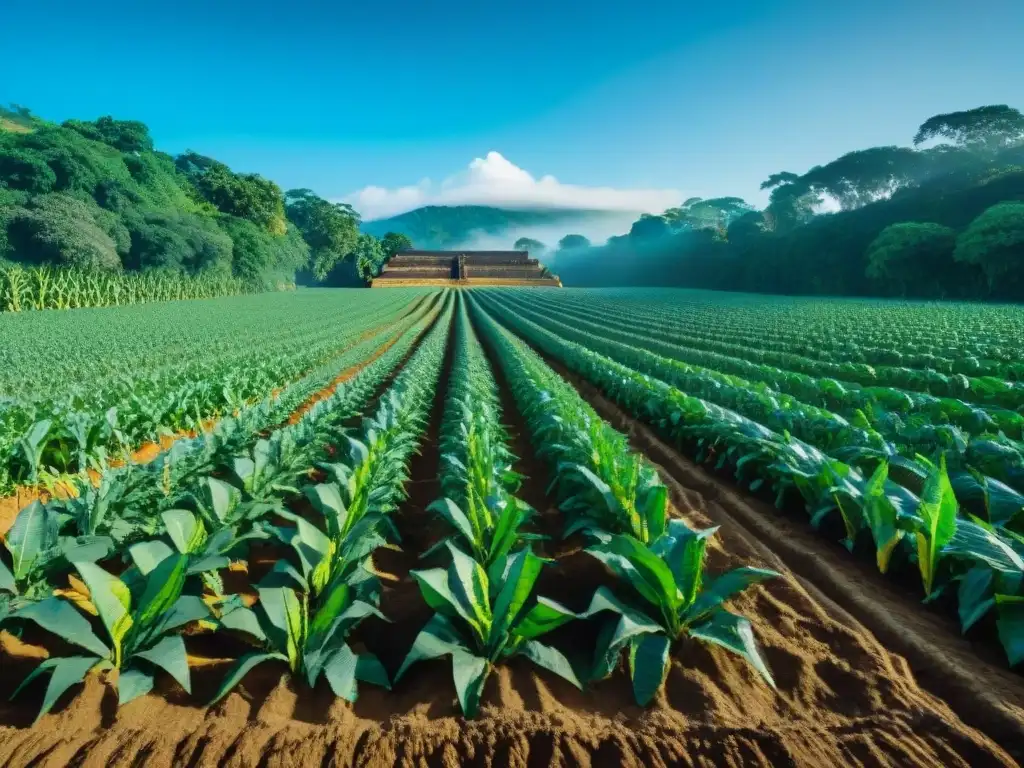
[[370, 250, 562, 287]]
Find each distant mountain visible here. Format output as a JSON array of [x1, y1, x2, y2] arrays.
[[361, 205, 631, 250]]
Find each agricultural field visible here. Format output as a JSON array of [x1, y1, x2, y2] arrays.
[[1, 287, 1024, 766]]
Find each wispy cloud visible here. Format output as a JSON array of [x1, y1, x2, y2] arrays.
[[342, 151, 684, 220]]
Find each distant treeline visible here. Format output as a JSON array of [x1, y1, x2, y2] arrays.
[[0, 105, 410, 292], [549, 105, 1024, 300]]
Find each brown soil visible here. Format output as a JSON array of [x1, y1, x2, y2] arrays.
[[1, 306, 1022, 766]]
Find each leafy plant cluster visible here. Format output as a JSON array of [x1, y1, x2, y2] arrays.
[[398, 295, 584, 715], [495, 290, 1024, 499], [466, 294, 779, 706], [0, 294, 454, 720], [549, 104, 1024, 300], [476, 290, 1024, 666]]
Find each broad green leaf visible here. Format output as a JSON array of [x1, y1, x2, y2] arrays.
[[8, 501, 59, 581], [208, 651, 289, 705], [958, 567, 995, 634], [305, 483, 349, 538], [322, 644, 360, 701], [218, 602, 265, 641], [152, 595, 211, 636], [204, 477, 237, 523], [662, 525, 719, 610], [916, 454, 958, 597], [491, 549, 543, 641], [15, 597, 110, 657], [128, 540, 174, 575], [946, 518, 1024, 573], [862, 462, 903, 574], [689, 611, 775, 688], [395, 613, 462, 681], [995, 594, 1024, 667], [428, 498, 475, 547], [14, 655, 101, 723], [74, 562, 132, 659], [599, 536, 679, 611], [513, 597, 577, 640], [641, 485, 668, 544], [162, 509, 203, 554], [629, 632, 671, 706], [520, 640, 581, 689], [355, 651, 390, 690], [0, 559, 15, 594], [410, 568, 474, 626], [117, 667, 154, 706], [446, 543, 491, 638], [134, 635, 191, 693], [451, 649, 489, 718], [685, 567, 779, 625], [134, 553, 188, 635]]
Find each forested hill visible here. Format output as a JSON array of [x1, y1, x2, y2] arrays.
[[0, 105, 406, 289], [550, 104, 1024, 301], [361, 205, 624, 249]]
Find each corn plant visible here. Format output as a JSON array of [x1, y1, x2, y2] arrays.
[[468, 296, 667, 544], [397, 545, 582, 717], [426, 297, 536, 568], [12, 553, 211, 721], [583, 523, 778, 705], [209, 566, 389, 704]]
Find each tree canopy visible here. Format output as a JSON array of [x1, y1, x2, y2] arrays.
[[0, 105, 367, 288], [914, 105, 1024, 154]]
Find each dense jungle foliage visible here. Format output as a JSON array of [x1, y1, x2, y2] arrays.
[[0, 105, 409, 289], [551, 104, 1024, 300]]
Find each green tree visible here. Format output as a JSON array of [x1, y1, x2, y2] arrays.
[[6, 194, 123, 270], [800, 147, 923, 209], [557, 234, 591, 251], [124, 210, 234, 274], [0, 149, 55, 193], [285, 189, 360, 280], [662, 197, 755, 236], [219, 216, 309, 286], [865, 222, 957, 297], [62, 116, 154, 153], [513, 237, 546, 253], [760, 173, 821, 232], [380, 231, 413, 260], [352, 234, 386, 282], [954, 201, 1024, 291], [629, 214, 671, 241], [177, 152, 286, 233], [915, 105, 1024, 155]]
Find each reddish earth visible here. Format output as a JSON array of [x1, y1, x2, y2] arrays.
[[1, 306, 1022, 766]]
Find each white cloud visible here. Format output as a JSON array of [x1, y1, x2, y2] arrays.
[[342, 151, 684, 220]]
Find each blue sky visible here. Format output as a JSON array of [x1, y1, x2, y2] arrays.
[[3, 0, 1023, 218]]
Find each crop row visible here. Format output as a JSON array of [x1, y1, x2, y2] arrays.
[[0, 292, 455, 717], [566, 289, 1024, 376], [510, 289, 1024, 410], [474, 291, 1024, 666], [489, 290, 1024, 499], [0, 291, 433, 494]]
